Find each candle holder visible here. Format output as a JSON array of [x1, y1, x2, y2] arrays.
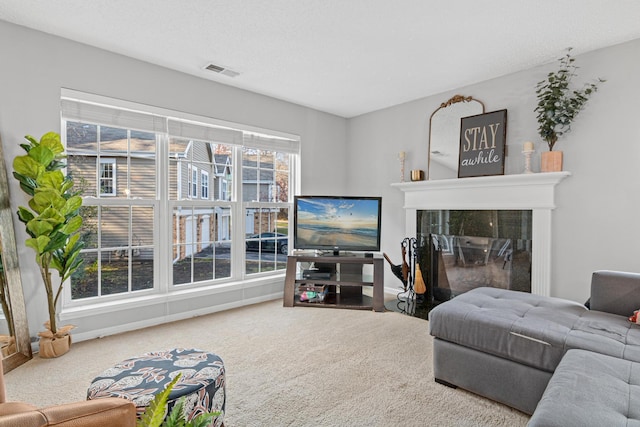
[[523, 149, 534, 174], [398, 152, 406, 182]]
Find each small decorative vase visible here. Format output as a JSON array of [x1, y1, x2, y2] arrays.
[[541, 151, 563, 172], [39, 334, 72, 358]]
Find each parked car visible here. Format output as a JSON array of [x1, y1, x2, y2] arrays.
[[246, 232, 288, 255]]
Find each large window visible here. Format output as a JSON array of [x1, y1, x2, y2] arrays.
[[62, 93, 299, 306]]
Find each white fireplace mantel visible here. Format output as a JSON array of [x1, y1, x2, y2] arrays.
[[392, 172, 571, 296]]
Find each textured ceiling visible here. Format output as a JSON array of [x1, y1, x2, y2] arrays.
[[1, 0, 640, 118]]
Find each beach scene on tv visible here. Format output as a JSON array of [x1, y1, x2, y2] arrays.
[[296, 198, 380, 249]]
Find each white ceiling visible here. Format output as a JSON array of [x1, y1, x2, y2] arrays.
[[2, 0, 640, 118]]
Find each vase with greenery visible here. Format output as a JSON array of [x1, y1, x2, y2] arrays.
[[534, 48, 604, 171], [12, 132, 84, 357]]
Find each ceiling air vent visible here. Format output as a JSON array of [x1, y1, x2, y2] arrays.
[[204, 63, 240, 78]]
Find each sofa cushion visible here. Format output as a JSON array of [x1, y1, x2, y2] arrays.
[[528, 349, 640, 427], [589, 270, 640, 316], [429, 287, 588, 372], [566, 309, 640, 362]]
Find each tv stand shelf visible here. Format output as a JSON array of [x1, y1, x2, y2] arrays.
[[283, 253, 384, 312]]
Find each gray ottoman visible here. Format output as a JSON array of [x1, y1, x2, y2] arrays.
[[528, 349, 640, 427]]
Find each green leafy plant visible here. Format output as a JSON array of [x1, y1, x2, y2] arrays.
[[535, 48, 605, 151], [12, 132, 84, 337], [137, 373, 219, 427]]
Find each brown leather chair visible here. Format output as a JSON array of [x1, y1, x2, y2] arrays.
[[0, 357, 136, 427]]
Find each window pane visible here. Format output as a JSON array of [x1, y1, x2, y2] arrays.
[[245, 207, 288, 274], [169, 138, 191, 200], [102, 206, 130, 248], [101, 252, 129, 295], [129, 159, 155, 199], [173, 206, 231, 285], [132, 206, 154, 247], [276, 170, 289, 202], [260, 150, 275, 169], [276, 152, 289, 171], [132, 248, 154, 291], [173, 206, 194, 285], [257, 170, 273, 202], [71, 252, 98, 299], [67, 122, 98, 197], [129, 131, 156, 199], [100, 126, 128, 153], [67, 122, 97, 153], [79, 205, 99, 250], [213, 145, 233, 202]]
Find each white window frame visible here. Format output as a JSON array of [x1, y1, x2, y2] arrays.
[[186, 164, 192, 199], [201, 170, 209, 200], [191, 166, 198, 199], [99, 158, 117, 196]]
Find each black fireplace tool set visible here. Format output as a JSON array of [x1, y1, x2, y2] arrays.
[[383, 237, 429, 316]]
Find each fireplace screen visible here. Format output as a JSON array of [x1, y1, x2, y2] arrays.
[[417, 210, 532, 302]]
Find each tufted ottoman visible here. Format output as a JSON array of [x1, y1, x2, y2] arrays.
[[429, 286, 590, 414], [528, 349, 640, 426], [87, 348, 225, 426]]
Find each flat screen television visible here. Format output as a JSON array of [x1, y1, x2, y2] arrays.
[[293, 195, 382, 254]]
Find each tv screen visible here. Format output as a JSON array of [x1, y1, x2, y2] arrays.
[[294, 195, 382, 253]]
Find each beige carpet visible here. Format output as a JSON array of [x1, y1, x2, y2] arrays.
[[5, 300, 529, 426]]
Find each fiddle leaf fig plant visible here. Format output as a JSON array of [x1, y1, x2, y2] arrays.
[[12, 132, 84, 338], [535, 48, 605, 151]]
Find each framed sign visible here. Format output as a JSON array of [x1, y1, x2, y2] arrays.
[[458, 109, 507, 178]]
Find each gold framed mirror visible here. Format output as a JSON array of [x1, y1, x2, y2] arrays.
[[427, 95, 485, 180], [0, 136, 32, 372]]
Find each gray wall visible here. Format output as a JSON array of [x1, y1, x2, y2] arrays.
[[348, 38, 640, 303], [0, 20, 348, 339], [2, 18, 639, 340]]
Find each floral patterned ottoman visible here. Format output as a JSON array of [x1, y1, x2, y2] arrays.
[[87, 348, 225, 426]]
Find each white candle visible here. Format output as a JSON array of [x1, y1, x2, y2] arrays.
[[523, 141, 534, 151]]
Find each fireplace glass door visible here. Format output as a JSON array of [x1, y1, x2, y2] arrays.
[[417, 210, 532, 303]]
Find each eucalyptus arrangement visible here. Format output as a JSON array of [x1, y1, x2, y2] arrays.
[[12, 132, 84, 357], [535, 48, 605, 152]]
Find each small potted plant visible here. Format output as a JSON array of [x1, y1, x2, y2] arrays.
[[534, 48, 604, 171], [12, 132, 84, 358]]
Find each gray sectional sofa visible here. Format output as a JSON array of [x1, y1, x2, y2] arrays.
[[429, 270, 640, 422]]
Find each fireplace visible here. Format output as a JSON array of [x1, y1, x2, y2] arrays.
[[418, 209, 532, 303], [392, 172, 570, 298]]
